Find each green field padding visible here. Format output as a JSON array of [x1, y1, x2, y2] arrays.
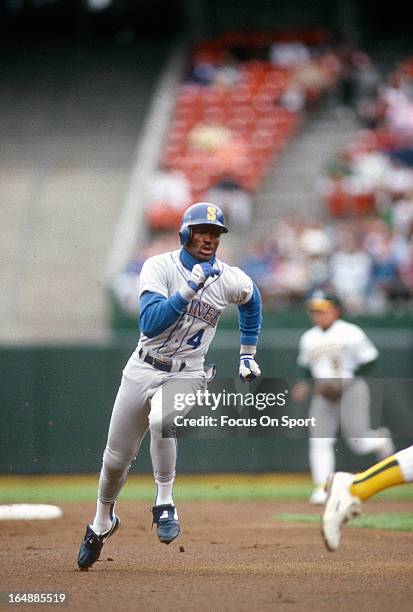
[[276, 512, 413, 532], [1, 342, 413, 474]]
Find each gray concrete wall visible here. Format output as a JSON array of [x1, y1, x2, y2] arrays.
[[0, 40, 170, 342]]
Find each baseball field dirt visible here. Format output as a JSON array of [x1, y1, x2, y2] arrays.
[[1, 500, 412, 611]]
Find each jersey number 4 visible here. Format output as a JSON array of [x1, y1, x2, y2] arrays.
[[187, 329, 204, 349]]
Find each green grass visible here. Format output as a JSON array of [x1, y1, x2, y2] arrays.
[[0, 483, 315, 504], [0, 478, 313, 504], [0, 474, 412, 504], [276, 512, 413, 532]]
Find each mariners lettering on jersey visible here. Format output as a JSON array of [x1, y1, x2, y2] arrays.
[[187, 298, 220, 327]]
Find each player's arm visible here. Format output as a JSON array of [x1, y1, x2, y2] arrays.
[[291, 336, 313, 402], [352, 328, 379, 376], [139, 261, 220, 338], [139, 290, 188, 337], [354, 356, 378, 375], [237, 282, 262, 381]]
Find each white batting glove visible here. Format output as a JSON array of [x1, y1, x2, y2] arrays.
[[188, 263, 220, 290], [239, 354, 261, 382], [180, 263, 221, 301]]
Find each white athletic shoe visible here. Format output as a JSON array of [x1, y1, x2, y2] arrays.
[[321, 472, 362, 552], [309, 486, 328, 505]]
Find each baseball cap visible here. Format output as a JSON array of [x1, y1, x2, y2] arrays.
[[306, 290, 342, 312]]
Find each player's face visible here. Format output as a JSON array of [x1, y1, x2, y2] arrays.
[[308, 306, 340, 330], [186, 225, 222, 261]]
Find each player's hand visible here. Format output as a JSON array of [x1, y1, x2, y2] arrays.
[[188, 263, 220, 291], [239, 354, 261, 381]]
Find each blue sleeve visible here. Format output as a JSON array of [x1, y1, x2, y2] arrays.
[[237, 283, 262, 346], [139, 291, 189, 338]]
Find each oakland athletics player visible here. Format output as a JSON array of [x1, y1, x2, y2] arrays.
[[322, 444, 413, 550], [292, 291, 394, 505], [78, 202, 262, 569]]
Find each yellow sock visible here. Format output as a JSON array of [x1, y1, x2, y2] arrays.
[[350, 455, 405, 501]]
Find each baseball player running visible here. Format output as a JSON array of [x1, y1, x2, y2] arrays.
[[322, 444, 413, 551], [78, 202, 262, 569], [292, 291, 394, 505]]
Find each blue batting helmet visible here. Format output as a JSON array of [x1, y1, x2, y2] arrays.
[[179, 202, 228, 246]]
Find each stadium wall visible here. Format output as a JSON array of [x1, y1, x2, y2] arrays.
[[1, 328, 412, 474]]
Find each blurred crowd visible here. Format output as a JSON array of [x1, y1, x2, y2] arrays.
[[145, 29, 340, 235], [239, 214, 413, 314], [112, 32, 413, 318], [320, 61, 413, 219], [312, 55, 413, 313], [113, 211, 413, 317]]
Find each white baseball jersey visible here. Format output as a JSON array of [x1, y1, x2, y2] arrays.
[[297, 319, 378, 378], [137, 249, 253, 363]]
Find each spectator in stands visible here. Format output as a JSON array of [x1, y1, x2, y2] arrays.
[[382, 73, 413, 139], [294, 58, 333, 109], [273, 214, 305, 259], [280, 83, 306, 112], [186, 54, 216, 86], [239, 237, 278, 304], [329, 230, 372, 314], [381, 158, 413, 203], [272, 254, 309, 305], [399, 239, 413, 297], [269, 41, 310, 67], [364, 219, 410, 266], [188, 121, 232, 151], [348, 130, 391, 194], [213, 51, 242, 89], [111, 236, 178, 315], [145, 163, 191, 232], [392, 189, 413, 236], [369, 240, 402, 311], [364, 219, 410, 309], [205, 176, 253, 230], [147, 163, 190, 207], [186, 50, 242, 89], [299, 224, 332, 292], [352, 52, 381, 123]]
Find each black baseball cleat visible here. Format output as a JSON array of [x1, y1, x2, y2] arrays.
[[151, 504, 180, 544], [77, 516, 120, 570]]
